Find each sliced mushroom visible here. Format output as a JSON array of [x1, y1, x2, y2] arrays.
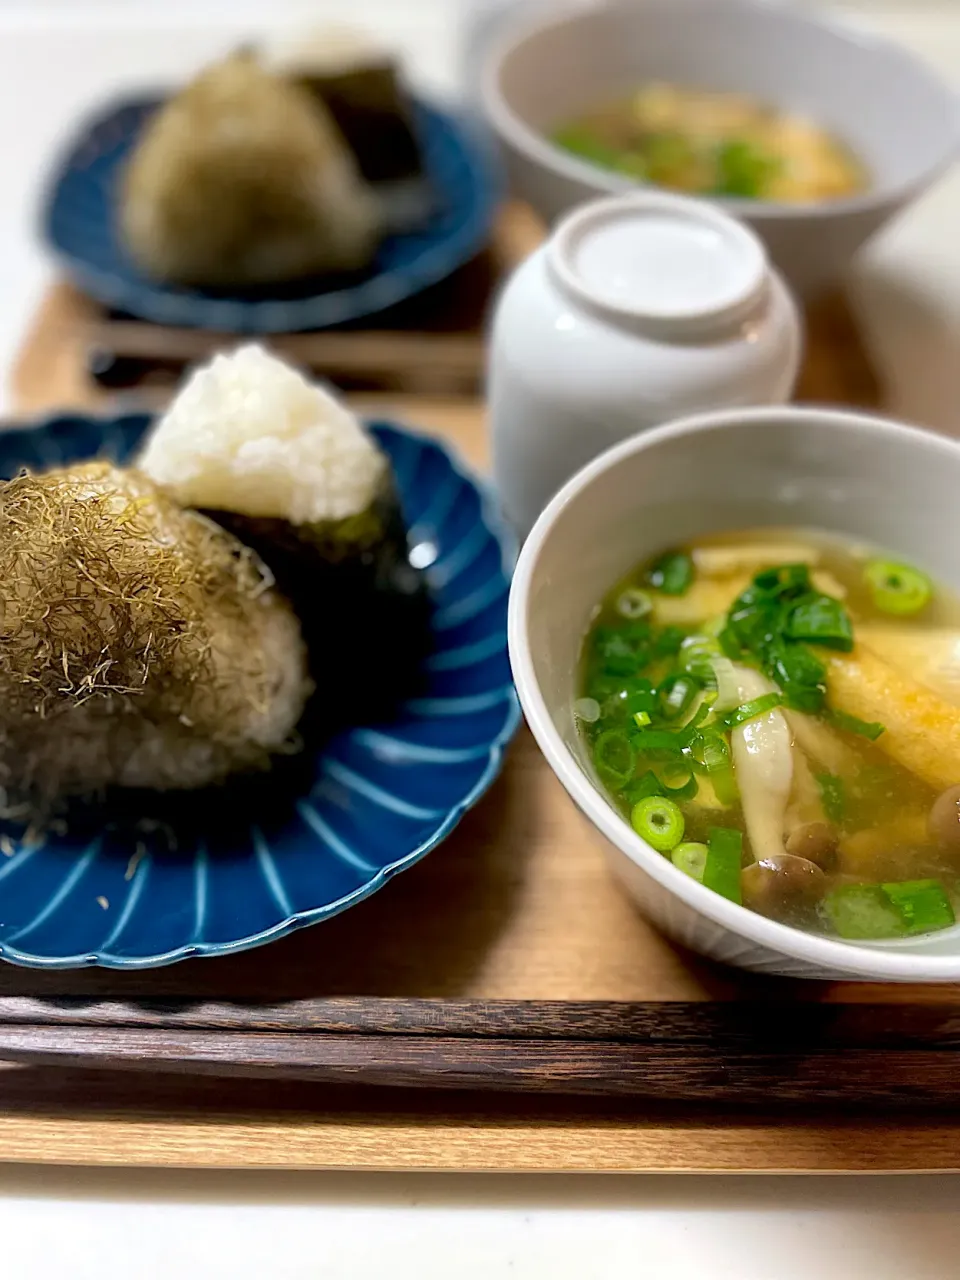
[[783, 708, 857, 777], [930, 784, 960, 851], [785, 750, 828, 832], [785, 821, 838, 869], [741, 854, 827, 921], [729, 665, 794, 862]]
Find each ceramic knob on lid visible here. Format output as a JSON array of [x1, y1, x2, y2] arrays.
[[488, 191, 802, 540]]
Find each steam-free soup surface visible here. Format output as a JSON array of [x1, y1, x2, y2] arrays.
[[578, 530, 960, 940], [554, 83, 867, 203]]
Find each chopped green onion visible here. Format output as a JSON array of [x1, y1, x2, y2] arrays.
[[593, 629, 640, 676], [754, 563, 812, 595], [767, 638, 827, 713], [623, 771, 664, 805], [722, 692, 784, 729], [662, 774, 699, 801], [682, 701, 713, 734], [816, 771, 846, 824], [611, 150, 648, 179], [710, 655, 742, 713], [647, 550, 694, 596], [634, 710, 652, 727], [573, 697, 601, 724], [713, 138, 780, 198], [658, 672, 700, 722], [786, 594, 854, 652], [593, 729, 636, 789], [615, 587, 653, 620], [703, 827, 743, 904], [688, 731, 738, 802], [553, 125, 623, 170], [827, 708, 885, 742], [689, 729, 731, 773], [635, 771, 664, 796], [826, 879, 955, 940], [671, 842, 708, 881], [652, 626, 687, 659], [631, 728, 687, 755], [881, 880, 955, 935], [721, 565, 833, 713], [677, 635, 721, 682], [711, 766, 740, 807], [823, 884, 906, 940], [605, 681, 658, 721], [657, 760, 699, 801], [642, 130, 697, 183], [625, 765, 698, 804], [717, 624, 743, 659], [630, 795, 685, 852], [864, 559, 933, 616], [585, 673, 620, 703]]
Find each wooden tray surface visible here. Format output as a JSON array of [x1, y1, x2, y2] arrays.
[[11, 199, 878, 414], [7, 209, 957, 1174]]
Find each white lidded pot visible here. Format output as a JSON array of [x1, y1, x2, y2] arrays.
[[488, 191, 802, 540]]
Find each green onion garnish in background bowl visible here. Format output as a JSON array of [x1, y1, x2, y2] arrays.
[[864, 558, 933, 616], [646, 550, 694, 596]]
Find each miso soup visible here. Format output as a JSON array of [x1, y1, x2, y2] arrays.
[[577, 530, 960, 940], [554, 83, 867, 204]]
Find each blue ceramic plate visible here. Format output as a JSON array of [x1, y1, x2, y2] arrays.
[[42, 95, 500, 332], [0, 413, 519, 968]]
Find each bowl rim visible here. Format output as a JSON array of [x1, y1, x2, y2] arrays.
[[508, 403, 960, 981], [481, 0, 960, 223]]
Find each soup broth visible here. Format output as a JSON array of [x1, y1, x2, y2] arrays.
[[554, 83, 867, 203], [578, 529, 960, 940]]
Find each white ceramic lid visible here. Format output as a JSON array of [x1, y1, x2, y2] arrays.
[[548, 192, 771, 338]]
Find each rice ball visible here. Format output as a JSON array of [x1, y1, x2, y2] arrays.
[[0, 463, 312, 806], [121, 50, 381, 287]]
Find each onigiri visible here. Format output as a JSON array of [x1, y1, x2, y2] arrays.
[[139, 345, 429, 725], [121, 50, 381, 287], [0, 462, 312, 808]]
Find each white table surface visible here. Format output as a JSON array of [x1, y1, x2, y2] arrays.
[[3, 1166, 960, 1279], [2, 1, 960, 1273]]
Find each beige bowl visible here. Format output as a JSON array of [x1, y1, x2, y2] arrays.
[[481, 0, 959, 297]]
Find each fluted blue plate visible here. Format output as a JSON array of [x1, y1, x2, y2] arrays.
[[42, 94, 499, 332], [0, 413, 519, 969]]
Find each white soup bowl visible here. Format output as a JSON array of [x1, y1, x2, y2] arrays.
[[509, 406, 960, 981], [482, 0, 960, 298]]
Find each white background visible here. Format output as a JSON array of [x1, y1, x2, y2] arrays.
[[5, 1167, 960, 1278], [2, 1, 960, 1274]]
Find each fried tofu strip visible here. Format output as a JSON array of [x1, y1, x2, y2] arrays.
[[652, 568, 847, 628], [692, 543, 820, 578], [650, 576, 749, 627], [857, 625, 960, 707], [823, 642, 960, 790]]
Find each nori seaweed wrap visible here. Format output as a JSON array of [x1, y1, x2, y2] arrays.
[[139, 345, 430, 731]]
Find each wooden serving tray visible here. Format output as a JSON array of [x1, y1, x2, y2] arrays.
[[11, 200, 878, 413], [12, 203, 548, 408], [7, 207, 960, 1174]]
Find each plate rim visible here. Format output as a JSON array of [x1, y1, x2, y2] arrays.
[[0, 410, 520, 969]]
